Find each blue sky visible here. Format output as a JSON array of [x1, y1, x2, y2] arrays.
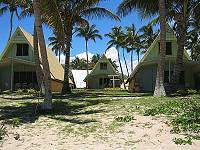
[[0, 0, 153, 62]]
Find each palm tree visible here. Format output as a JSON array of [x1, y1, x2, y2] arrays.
[[54, 0, 119, 94], [71, 57, 87, 70], [118, 0, 167, 96], [105, 26, 126, 89], [91, 54, 101, 66], [75, 24, 102, 82], [139, 25, 159, 50], [168, 1, 200, 92], [125, 24, 143, 70], [154, 0, 167, 96], [119, 33, 130, 77], [0, 0, 23, 40], [33, 0, 53, 109], [48, 33, 62, 63]]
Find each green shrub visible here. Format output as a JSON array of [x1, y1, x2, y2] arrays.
[[176, 89, 188, 96], [27, 89, 37, 95], [144, 99, 200, 134], [187, 89, 198, 95], [173, 137, 192, 145], [15, 89, 24, 95], [115, 115, 134, 123], [9, 118, 22, 127]]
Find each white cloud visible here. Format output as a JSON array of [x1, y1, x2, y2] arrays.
[[105, 47, 118, 61], [76, 51, 94, 60], [58, 51, 94, 64], [105, 47, 138, 75]]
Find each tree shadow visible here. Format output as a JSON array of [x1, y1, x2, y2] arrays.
[[0, 99, 108, 126], [53, 91, 153, 100], [48, 116, 97, 124]]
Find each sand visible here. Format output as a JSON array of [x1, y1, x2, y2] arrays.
[[2, 114, 200, 150]]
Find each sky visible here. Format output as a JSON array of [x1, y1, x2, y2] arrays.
[[0, 0, 153, 74]]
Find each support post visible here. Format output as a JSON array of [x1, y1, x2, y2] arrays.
[[11, 56, 14, 91], [169, 60, 171, 83], [113, 75, 115, 88]]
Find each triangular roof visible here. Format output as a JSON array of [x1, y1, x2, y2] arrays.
[[140, 25, 191, 63], [0, 27, 72, 83], [127, 25, 191, 82], [84, 54, 119, 81]]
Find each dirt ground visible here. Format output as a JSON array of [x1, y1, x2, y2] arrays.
[[0, 91, 200, 150], [2, 114, 200, 150]]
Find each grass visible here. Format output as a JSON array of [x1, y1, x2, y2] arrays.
[[0, 89, 200, 145]]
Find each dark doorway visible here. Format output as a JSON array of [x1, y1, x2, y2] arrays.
[[194, 74, 200, 90], [14, 71, 38, 89]]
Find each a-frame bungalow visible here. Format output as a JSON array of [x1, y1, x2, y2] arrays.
[[0, 27, 73, 92], [84, 54, 121, 89], [127, 26, 200, 92]]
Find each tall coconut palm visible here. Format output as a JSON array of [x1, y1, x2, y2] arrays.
[[105, 26, 126, 89], [118, 0, 167, 96], [33, 0, 53, 109], [75, 24, 102, 81], [71, 57, 87, 70], [139, 25, 159, 50], [54, 0, 119, 94], [125, 24, 143, 71], [49, 33, 62, 63], [0, 0, 23, 40], [154, 0, 167, 96], [167, 0, 200, 92]]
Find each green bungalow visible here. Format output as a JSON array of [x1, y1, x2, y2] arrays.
[[0, 27, 73, 92], [127, 26, 200, 92], [84, 54, 121, 89]]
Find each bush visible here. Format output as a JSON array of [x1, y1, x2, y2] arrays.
[[144, 99, 200, 133], [27, 89, 37, 95], [176, 89, 198, 96], [15, 89, 24, 95], [115, 115, 134, 123], [176, 89, 188, 96], [173, 137, 192, 145], [15, 88, 38, 95], [7, 118, 22, 127], [187, 89, 198, 95]]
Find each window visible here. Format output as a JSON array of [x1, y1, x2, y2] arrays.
[[14, 72, 37, 84], [100, 63, 107, 70], [99, 78, 103, 86], [16, 44, 29, 56], [166, 42, 172, 55], [164, 71, 173, 83], [158, 42, 172, 55], [179, 71, 185, 85]]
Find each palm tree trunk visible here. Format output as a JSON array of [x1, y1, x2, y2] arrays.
[[154, 0, 166, 96], [131, 50, 133, 72], [8, 11, 14, 41], [169, 14, 186, 92], [86, 39, 89, 88], [33, 0, 52, 109], [122, 48, 129, 77], [59, 50, 61, 63], [33, 24, 43, 88], [137, 50, 140, 63], [62, 25, 73, 94], [117, 48, 126, 89]]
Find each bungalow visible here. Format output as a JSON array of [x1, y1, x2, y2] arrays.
[[84, 54, 121, 89], [127, 26, 200, 92], [0, 27, 73, 92]]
